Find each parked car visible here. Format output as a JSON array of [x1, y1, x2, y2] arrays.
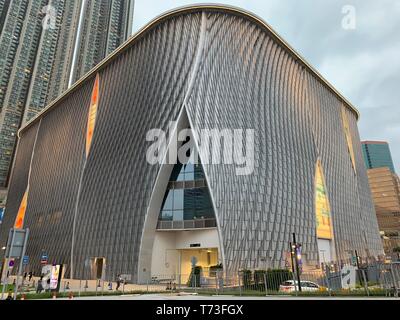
[[279, 280, 321, 292]]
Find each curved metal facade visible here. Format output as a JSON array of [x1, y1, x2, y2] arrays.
[[0, 6, 383, 280]]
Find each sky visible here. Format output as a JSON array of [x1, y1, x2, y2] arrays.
[[132, 0, 400, 173]]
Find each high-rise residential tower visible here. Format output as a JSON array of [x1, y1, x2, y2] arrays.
[[0, 0, 134, 188], [361, 141, 396, 173]]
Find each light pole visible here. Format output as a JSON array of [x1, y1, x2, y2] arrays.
[[1, 246, 5, 285], [292, 233, 302, 292]]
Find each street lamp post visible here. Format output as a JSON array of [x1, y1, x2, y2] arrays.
[[292, 233, 302, 292]]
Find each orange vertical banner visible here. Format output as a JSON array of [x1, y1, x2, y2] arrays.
[[14, 190, 28, 229], [86, 74, 100, 158]]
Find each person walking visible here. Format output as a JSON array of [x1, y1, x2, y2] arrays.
[[28, 272, 33, 282], [36, 276, 44, 294], [116, 274, 122, 291]]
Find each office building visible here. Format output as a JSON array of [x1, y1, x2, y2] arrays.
[[362, 141, 396, 173], [367, 167, 400, 254]]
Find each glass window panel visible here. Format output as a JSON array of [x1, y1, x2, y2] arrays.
[[173, 210, 184, 221], [170, 163, 183, 181], [183, 209, 195, 221], [184, 189, 196, 209], [161, 210, 173, 221], [177, 171, 185, 181], [173, 189, 184, 210], [162, 190, 173, 210], [195, 188, 212, 210], [194, 164, 205, 180], [185, 171, 194, 181], [185, 163, 194, 173]]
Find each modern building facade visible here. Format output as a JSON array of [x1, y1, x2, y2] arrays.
[[0, 5, 383, 282], [366, 167, 400, 254], [0, 0, 134, 188], [362, 141, 396, 173]]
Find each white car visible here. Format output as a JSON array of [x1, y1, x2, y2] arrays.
[[279, 280, 320, 292]]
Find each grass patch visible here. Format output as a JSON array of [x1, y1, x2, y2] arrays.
[[0, 284, 15, 292], [292, 288, 390, 297], [16, 290, 169, 300]]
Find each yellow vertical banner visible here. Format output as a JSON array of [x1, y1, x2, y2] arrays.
[[341, 106, 356, 172], [14, 189, 28, 229], [86, 74, 100, 158], [315, 161, 333, 239]]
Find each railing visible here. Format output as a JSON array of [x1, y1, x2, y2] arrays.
[[3, 262, 400, 299], [156, 218, 217, 230]]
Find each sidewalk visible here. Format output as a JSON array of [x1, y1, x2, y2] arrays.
[[3, 276, 172, 296]]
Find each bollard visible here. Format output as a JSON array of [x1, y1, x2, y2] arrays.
[[21, 294, 26, 300], [52, 292, 57, 299], [68, 292, 74, 300], [215, 275, 218, 296], [323, 266, 332, 297], [361, 270, 369, 296], [238, 272, 242, 296], [263, 273, 268, 296]]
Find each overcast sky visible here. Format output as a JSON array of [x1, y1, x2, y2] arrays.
[[133, 0, 400, 173]]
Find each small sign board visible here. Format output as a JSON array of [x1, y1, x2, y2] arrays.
[[341, 265, 357, 289], [8, 260, 15, 268], [40, 253, 48, 265], [49, 265, 61, 290], [23, 255, 29, 265]]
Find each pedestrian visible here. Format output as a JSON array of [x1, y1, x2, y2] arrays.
[[36, 276, 44, 294], [28, 272, 33, 282], [116, 274, 121, 291]]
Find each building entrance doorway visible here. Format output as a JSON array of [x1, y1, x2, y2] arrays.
[[91, 257, 105, 280], [318, 239, 333, 265], [178, 248, 218, 283]]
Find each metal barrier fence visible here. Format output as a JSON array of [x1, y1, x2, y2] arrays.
[[3, 262, 400, 298]]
